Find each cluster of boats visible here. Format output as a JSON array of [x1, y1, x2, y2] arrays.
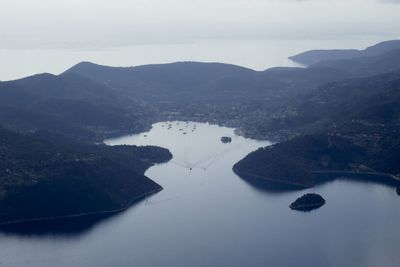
[[160, 121, 197, 135]]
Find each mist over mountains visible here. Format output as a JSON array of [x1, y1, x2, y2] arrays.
[[1, 40, 400, 224]]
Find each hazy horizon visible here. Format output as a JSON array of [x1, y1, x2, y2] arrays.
[[1, 0, 399, 80]]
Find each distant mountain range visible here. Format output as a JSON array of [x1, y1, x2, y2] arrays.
[[1, 39, 400, 224], [63, 44, 400, 139], [1, 40, 396, 144], [289, 40, 400, 66]]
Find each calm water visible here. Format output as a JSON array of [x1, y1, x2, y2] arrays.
[[1, 121, 400, 267]]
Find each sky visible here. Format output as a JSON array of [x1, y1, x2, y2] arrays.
[[0, 0, 399, 49], [0, 0, 399, 80]]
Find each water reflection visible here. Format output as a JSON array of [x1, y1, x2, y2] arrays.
[[240, 172, 400, 195], [1, 121, 399, 267], [316, 172, 400, 188], [0, 213, 116, 237], [238, 174, 305, 193]]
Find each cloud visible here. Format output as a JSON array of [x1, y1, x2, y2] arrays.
[[379, 0, 400, 3], [0, 0, 399, 50]]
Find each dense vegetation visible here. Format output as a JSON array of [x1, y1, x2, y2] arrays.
[[64, 60, 353, 141], [1, 39, 400, 223], [289, 193, 325, 211], [234, 134, 366, 188], [233, 59, 400, 189], [0, 128, 172, 224], [65, 42, 400, 141], [0, 73, 155, 143]]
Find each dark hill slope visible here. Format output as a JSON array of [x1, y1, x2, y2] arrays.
[[233, 134, 367, 189], [0, 73, 154, 142], [0, 128, 172, 225], [64, 62, 261, 101], [65, 61, 351, 104], [64, 61, 353, 135], [65, 46, 400, 108], [310, 48, 400, 77], [257, 72, 400, 136], [64, 50, 400, 140], [234, 72, 400, 189]]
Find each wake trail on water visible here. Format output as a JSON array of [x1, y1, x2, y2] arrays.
[[170, 144, 242, 171]]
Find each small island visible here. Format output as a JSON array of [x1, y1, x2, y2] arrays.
[[290, 193, 326, 211], [397, 187, 400, 196], [221, 136, 232, 143]]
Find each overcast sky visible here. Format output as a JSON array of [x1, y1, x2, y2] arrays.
[[0, 0, 399, 80], [0, 0, 399, 50]]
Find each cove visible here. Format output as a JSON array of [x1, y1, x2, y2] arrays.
[[0, 121, 399, 267]]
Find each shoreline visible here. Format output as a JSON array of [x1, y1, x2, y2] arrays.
[[232, 166, 400, 191], [312, 170, 400, 181], [0, 187, 162, 227], [290, 202, 325, 210], [232, 165, 311, 189], [154, 118, 281, 142]]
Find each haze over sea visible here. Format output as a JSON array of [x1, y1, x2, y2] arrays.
[[1, 37, 397, 81], [2, 0, 400, 81]]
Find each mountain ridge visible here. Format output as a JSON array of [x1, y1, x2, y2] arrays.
[[289, 39, 400, 66]]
